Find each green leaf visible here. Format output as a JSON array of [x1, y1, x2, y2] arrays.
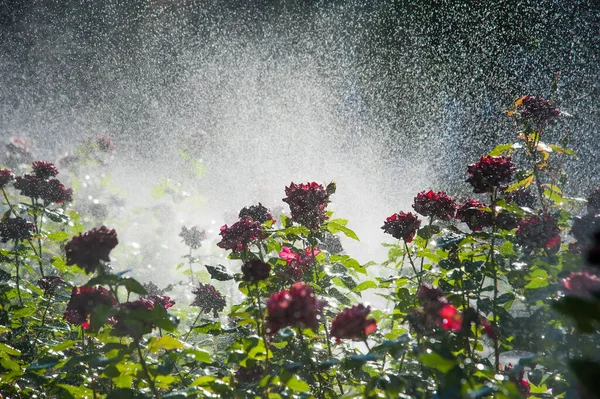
[[284, 376, 310, 392], [204, 264, 234, 281], [0, 343, 21, 357], [327, 219, 360, 241], [418, 225, 441, 240], [549, 144, 577, 157], [487, 143, 512, 156], [419, 351, 457, 373], [149, 335, 184, 352], [505, 174, 534, 192], [355, 280, 377, 292], [182, 348, 212, 363], [46, 231, 71, 242]]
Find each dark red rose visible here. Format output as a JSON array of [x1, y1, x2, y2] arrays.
[[239, 203, 274, 224], [381, 212, 421, 242], [330, 304, 377, 342], [266, 282, 324, 335], [516, 215, 561, 251], [32, 161, 59, 179], [586, 186, 600, 215], [179, 225, 206, 250], [37, 276, 65, 296], [149, 295, 175, 310], [515, 95, 560, 127], [496, 210, 519, 231], [282, 182, 330, 230], [65, 227, 118, 274], [466, 156, 514, 194], [456, 199, 492, 231], [111, 298, 158, 337], [217, 217, 267, 252], [241, 259, 271, 282], [0, 169, 15, 188], [0, 217, 34, 242], [96, 135, 114, 152], [64, 286, 116, 327], [413, 190, 456, 221], [191, 283, 227, 317], [14, 174, 42, 198], [39, 179, 71, 204], [417, 284, 447, 314], [505, 188, 537, 208], [439, 305, 462, 331]]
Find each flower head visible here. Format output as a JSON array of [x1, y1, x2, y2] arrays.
[[239, 203, 273, 224], [466, 156, 514, 194], [282, 182, 330, 230], [191, 283, 227, 317], [413, 190, 456, 221], [381, 212, 421, 242], [330, 304, 377, 342], [456, 199, 492, 231], [149, 295, 175, 310], [179, 225, 206, 250], [571, 214, 600, 246], [505, 188, 537, 208], [38, 276, 65, 296], [0, 217, 34, 242], [65, 227, 119, 274], [111, 298, 158, 337], [14, 174, 42, 198], [496, 210, 519, 231], [217, 217, 267, 252], [266, 282, 324, 335], [0, 169, 15, 188], [96, 135, 114, 152], [32, 161, 59, 179], [39, 179, 71, 203], [516, 215, 561, 251], [64, 286, 116, 328], [513, 95, 560, 127], [241, 259, 271, 282]]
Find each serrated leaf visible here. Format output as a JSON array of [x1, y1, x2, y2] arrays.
[[487, 143, 512, 156], [149, 335, 184, 352], [204, 264, 234, 281]]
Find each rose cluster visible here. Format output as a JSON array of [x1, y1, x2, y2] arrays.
[[278, 246, 320, 281], [516, 215, 561, 251], [413, 190, 456, 221], [266, 283, 324, 335], [330, 304, 377, 342], [455, 199, 492, 231], [217, 217, 268, 252], [65, 226, 119, 274], [466, 156, 514, 194], [381, 212, 421, 242], [13, 162, 72, 204], [238, 203, 273, 224], [282, 182, 330, 230], [514, 95, 560, 127], [191, 283, 227, 317]]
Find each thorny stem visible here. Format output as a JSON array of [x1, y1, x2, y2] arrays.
[[323, 318, 345, 394], [136, 340, 161, 399], [298, 330, 323, 398], [528, 128, 548, 214], [490, 188, 500, 371], [418, 217, 434, 276]]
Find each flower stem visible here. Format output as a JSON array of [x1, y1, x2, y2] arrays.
[[188, 247, 195, 285], [490, 188, 500, 372], [404, 242, 420, 285], [183, 311, 202, 341], [136, 340, 161, 399], [254, 285, 269, 363], [13, 242, 22, 305]]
